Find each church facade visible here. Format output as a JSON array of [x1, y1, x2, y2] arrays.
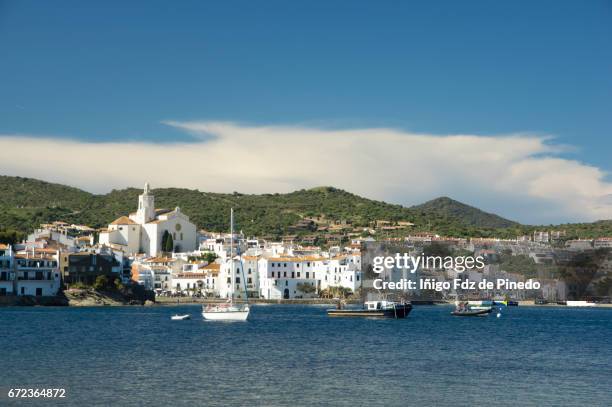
[[99, 183, 197, 256]]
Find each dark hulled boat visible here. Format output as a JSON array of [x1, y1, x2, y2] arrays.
[[451, 307, 492, 317], [327, 300, 412, 318]]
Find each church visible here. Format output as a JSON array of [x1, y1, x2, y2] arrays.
[[99, 183, 197, 256]]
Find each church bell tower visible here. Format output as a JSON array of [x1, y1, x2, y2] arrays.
[[136, 182, 155, 223]]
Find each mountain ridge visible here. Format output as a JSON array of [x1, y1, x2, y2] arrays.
[[0, 175, 609, 240], [412, 196, 518, 229]]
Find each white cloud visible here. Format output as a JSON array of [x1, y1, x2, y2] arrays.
[[1, 121, 610, 224]]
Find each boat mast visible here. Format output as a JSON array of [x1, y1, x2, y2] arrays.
[[230, 207, 234, 304]]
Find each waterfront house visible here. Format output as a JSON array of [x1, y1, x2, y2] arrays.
[[64, 252, 122, 286], [0, 244, 15, 296], [14, 252, 61, 296], [171, 262, 219, 296]]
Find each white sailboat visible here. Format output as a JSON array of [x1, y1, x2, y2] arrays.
[[202, 208, 250, 321]]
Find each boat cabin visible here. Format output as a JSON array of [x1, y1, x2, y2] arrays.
[[364, 300, 395, 310]]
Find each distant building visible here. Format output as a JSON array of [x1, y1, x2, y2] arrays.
[[14, 253, 61, 296], [64, 252, 122, 286], [0, 244, 15, 296], [566, 239, 593, 250], [593, 238, 612, 249], [99, 183, 197, 256]]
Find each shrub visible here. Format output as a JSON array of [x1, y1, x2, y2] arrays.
[[93, 275, 109, 291]]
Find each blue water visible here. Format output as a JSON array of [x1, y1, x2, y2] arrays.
[[0, 305, 611, 406]]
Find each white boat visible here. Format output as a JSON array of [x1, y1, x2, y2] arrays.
[[566, 300, 597, 307], [171, 314, 191, 320], [202, 303, 250, 321], [202, 208, 250, 321]]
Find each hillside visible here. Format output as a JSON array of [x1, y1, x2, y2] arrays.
[[0, 175, 609, 240], [412, 197, 517, 228]]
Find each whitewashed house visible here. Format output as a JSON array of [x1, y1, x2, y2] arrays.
[[14, 253, 61, 296], [133, 256, 178, 291], [258, 256, 320, 299], [0, 244, 15, 296], [171, 262, 220, 296]]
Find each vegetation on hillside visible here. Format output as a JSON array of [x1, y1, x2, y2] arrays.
[[0, 175, 610, 240], [413, 196, 517, 228]]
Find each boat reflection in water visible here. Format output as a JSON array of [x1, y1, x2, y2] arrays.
[[327, 300, 412, 318]]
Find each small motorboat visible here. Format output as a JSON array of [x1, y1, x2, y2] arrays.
[[451, 307, 492, 317], [327, 300, 412, 318], [171, 314, 191, 321]]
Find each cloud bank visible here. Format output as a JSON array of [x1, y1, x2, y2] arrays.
[[1, 121, 610, 224]]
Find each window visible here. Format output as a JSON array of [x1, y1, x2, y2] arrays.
[[307, 262, 311, 267], [283, 263, 287, 267], [180, 233, 183, 240], [297, 272, 300, 278], [248, 268, 252, 274], [285, 281, 288, 286], [291, 272, 295, 278], [283, 272, 287, 277], [236, 277, 240, 283], [306, 272, 309, 279], [36, 288, 43, 296], [247, 277, 252, 283]]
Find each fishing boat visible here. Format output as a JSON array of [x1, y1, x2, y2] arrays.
[[171, 314, 191, 321], [327, 300, 412, 318], [202, 208, 250, 321]]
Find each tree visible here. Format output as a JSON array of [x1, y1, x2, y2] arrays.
[[114, 278, 124, 291], [161, 230, 174, 253], [297, 282, 317, 295], [93, 275, 109, 291], [164, 233, 174, 253], [203, 252, 217, 263]]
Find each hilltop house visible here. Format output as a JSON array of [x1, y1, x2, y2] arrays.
[[99, 183, 197, 256]]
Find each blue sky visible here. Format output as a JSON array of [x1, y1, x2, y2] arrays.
[[0, 1, 611, 223]]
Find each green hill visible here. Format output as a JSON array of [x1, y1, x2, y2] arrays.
[[0, 175, 609, 240], [412, 196, 518, 228]]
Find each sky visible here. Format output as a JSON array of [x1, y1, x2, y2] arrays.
[[0, 0, 611, 224]]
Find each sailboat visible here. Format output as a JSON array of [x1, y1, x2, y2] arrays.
[[202, 208, 250, 321]]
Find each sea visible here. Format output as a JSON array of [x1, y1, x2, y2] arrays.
[[0, 305, 611, 407]]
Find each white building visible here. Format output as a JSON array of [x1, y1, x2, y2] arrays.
[[133, 256, 179, 291], [171, 262, 220, 296], [258, 256, 320, 299], [594, 238, 612, 249], [14, 253, 61, 296], [99, 183, 197, 256], [0, 244, 15, 296]]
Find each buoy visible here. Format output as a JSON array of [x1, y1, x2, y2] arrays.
[[496, 312, 501, 318]]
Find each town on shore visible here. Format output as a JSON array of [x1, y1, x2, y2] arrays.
[[1, 183, 610, 305]]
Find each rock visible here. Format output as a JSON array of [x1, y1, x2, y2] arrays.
[[144, 300, 155, 306]]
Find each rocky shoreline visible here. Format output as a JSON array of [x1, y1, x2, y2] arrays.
[[0, 288, 155, 307]]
